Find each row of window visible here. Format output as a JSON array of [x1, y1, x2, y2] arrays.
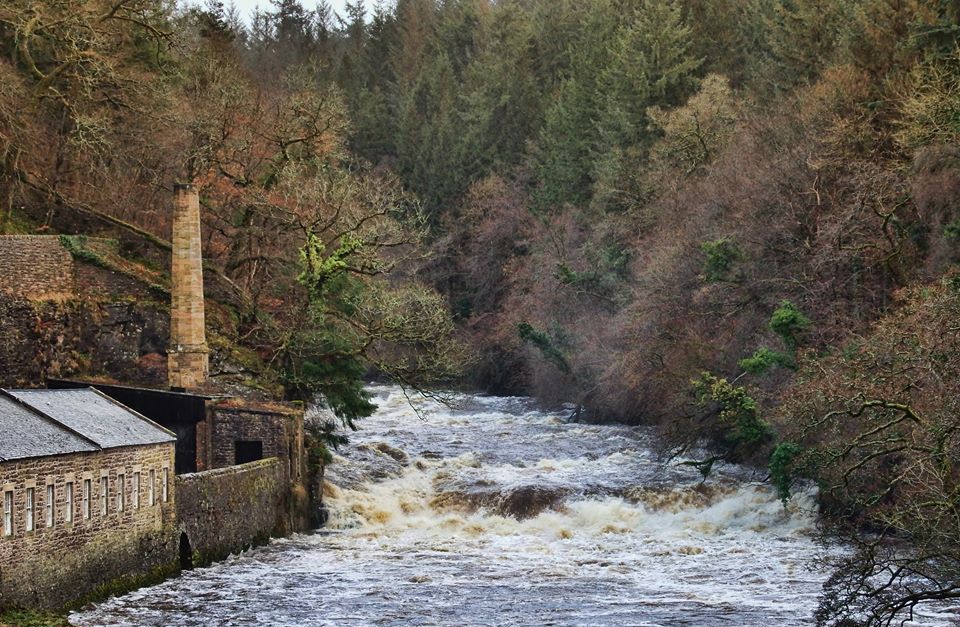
[[2, 468, 169, 537]]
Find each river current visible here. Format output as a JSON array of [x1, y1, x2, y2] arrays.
[[70, 386, 949, 626]]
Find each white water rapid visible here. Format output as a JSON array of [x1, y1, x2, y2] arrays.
[[69, 386, 950, 626]]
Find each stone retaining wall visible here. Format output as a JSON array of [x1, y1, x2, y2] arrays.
[[0, 236, 75, 300], [175, 458, 288, 565], [0, 296, 169, 389]]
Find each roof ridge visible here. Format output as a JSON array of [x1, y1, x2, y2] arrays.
[[0, 389, 103, 451], [86, 387, 177, 439]]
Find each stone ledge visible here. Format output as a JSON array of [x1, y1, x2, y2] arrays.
[[177, 457, 282, 481]]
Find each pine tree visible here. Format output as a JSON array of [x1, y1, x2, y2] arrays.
[[591, 0, 702, 210], [754, 0, 855, 91], [395, 52, 463, 215], [534, 77, 597, 210]]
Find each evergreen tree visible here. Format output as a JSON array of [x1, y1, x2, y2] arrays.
[[753, 0, 855, 92], [534, 76, 601, 210], [393, 0, 436, 86], [455, 1, 540, 176], [395, 52, 463, 215]]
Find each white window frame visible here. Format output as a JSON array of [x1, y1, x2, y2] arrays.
[[25, 488, 35, 532], [100, 476, 108, 516], [149, 469, 156, 506], [117, 474, 125, 513], [3, 491, 13, 536], [132, 472, 140, 509], [65, 482, 74, 524], [82, 479, 91, 520], [45, 484, 54, 528], [161, 468, 169, 503]]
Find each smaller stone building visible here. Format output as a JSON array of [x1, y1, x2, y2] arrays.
[[47, 379, 306, 483], [0, 388, 177, 609], [205, 402, 305, 484]]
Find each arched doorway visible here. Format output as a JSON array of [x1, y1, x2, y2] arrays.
[[179, 532, 194, 570]]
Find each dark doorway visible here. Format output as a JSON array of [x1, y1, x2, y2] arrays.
[[179, 532, 193, 570], [235, 440, 263, 465], [170, 422, 197, 475]]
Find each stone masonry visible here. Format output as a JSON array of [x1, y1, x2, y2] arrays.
[[0, 444, 177, 608], [167, 184, 208, 390], [0, 236, 75, 300], [202, 404, 305, 484], [176, 458, 288, 565]]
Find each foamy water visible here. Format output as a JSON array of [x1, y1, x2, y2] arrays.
[[69, 386, 949, 626]]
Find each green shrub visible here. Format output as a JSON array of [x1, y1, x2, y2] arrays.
[[943, 219, 960, 240], [739, 346, 796, 374], [700, 238, 742, 282], [739, 302, 810, 376], [769, 442, 803, 504], [769, 300, 811, 350], [518, 322, 572, 374], [305, 420, 349, 471], [555, 244, 631, 299], [692, 372, 773, 451], [58, 234, 109, 268]]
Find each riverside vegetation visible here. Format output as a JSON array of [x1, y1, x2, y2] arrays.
[[2, 0, 960, 625]]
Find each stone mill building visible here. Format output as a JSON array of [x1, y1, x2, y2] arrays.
[[0, 388, 177, 608]]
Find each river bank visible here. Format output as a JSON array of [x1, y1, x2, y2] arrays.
[[0, 611, 69, 627]]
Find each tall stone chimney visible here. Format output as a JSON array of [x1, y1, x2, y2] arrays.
[[168, 183, 208, 391]]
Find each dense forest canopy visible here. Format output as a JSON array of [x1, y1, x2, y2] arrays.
[[3, 0, 960, 624]]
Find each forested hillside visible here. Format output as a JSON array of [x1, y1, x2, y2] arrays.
[[0, 0, 465, 423], [3, 0, 960, 623]]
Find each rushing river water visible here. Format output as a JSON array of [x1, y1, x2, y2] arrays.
[[70, 386, 951, 626]]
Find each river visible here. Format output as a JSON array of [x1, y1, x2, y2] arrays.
[[69, 386, 948, 626]]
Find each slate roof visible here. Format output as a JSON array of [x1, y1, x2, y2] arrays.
[[0, 395, 98, 461], [0, 388, 175, 462]]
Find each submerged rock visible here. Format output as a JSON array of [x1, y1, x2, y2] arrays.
[[431, 481, 569, 520], [496, 485, 568, 520], [369, 441, 409, 464]]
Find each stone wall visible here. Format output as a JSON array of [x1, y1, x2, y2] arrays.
[[0, 443, 177, 609], [204, 404, 304, 484], [0, 234, 251, 390], [0, 234, 172, 388], [0, 236, 75, 300], [175, 458, 288, 565], [0, 295, 169, 388], [14, 202, 243, 308]]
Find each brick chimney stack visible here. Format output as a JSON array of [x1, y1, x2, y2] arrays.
[[168, 183, 208, 391]]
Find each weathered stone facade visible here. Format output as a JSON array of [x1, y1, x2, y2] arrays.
[[0, 444, 177, 609], [176, 458, 290, 565], [0, 235, 75, 300], [204, 404, 305, 483], [168, 184, 208, 390]]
